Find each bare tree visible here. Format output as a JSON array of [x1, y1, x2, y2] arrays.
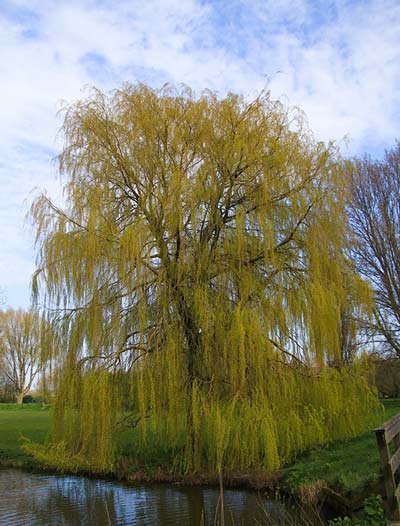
[[348, 142, 400, 356], [0, 308, 44, 403]]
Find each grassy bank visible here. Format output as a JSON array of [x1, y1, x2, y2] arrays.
[[282, 399, 400, 506], [1, 400, 399, 502]]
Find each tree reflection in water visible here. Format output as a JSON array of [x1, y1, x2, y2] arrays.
[[0, 469, 289, 525]]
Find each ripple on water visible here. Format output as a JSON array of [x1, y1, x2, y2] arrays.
[[0, 468, 288, 526]]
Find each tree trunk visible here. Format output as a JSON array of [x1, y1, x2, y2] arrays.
[[16, 392, 24, 404]]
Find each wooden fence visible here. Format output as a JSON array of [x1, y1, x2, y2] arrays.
[[375, 413, 400, 520]]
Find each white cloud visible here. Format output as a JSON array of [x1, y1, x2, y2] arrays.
[[0, 0, 399, 307]]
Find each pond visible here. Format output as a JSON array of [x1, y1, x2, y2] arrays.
[[0, 468, 303, 526]]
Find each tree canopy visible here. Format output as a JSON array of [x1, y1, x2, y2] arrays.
[[30, 83, 380, 473]]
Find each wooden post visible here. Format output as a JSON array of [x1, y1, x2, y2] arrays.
[[375, 429, 399, 519], [375, 413, 400, 520]]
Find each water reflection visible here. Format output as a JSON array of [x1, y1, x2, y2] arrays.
[[0, 469, 288, 525]]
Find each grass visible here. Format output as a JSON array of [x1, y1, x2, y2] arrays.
[[282, 399, 400, 496], [0, 403, 51, 466], [1, 399, 400, 502]]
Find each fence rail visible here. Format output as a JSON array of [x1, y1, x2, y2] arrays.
[[375, 413, 400, 520]]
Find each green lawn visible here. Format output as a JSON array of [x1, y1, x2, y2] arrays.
[[282, 399, 400, 495], [0, 403, 51, 465]]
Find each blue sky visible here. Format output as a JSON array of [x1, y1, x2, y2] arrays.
[[0, 0, 399, 308]]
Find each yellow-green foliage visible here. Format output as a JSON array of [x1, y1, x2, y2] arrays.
[[30, 83, 381, 474]]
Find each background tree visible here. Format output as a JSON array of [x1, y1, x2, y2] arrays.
[[348, 142, 400, 357], [30, 84, 380, 473], [373, 355, 400, 398], [0, 308, 46, 403], [0, 286, 6, 307], [0, 359, 16, 402]]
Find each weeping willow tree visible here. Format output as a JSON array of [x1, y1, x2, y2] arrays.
[[30, 83, 380, 474]]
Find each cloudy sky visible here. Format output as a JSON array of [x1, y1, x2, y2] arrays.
[[1, 0, 399, 308]]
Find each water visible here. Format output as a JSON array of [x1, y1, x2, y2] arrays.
[[0, 468, 293, 526]]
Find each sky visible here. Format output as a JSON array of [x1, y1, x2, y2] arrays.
[[0, 0, 399, 308]]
